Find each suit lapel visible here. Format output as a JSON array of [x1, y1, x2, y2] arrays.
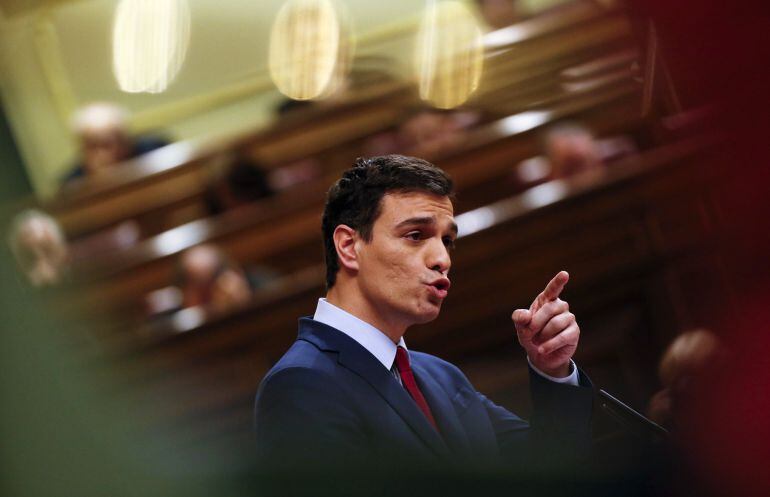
[[298, 318, 449, 458], [412, 361, 472, 455]]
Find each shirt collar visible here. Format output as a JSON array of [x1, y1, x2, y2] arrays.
[[313, 298, 406, 370]]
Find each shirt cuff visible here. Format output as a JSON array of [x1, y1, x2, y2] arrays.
[[527, 357, 580, 386]]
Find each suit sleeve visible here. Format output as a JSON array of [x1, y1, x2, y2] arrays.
[[254, 367, 368, 469], [480, 365, 593, 464]]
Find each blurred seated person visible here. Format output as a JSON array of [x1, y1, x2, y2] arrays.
[[9, 208, 143, 284], [477, 0, 615, 35], [513, 122, 637, 187], [271, 100, 324, 186], [477, 0, 592, 29], [177, 244, 251, 311], [399, 109, 480, 159], [364, 108, 480, 160], [205, 153, 320, 215], [145, 244, 276, 317], [205, 156, 275, 215], [267, 157, 321, 191], [8, 209, 70, 287], [62, 102, 169, 185], [275, 98, 315, 118], [647, 329, 726, 431], [476, 0, 519, 30], [545, 123, 604, 178]]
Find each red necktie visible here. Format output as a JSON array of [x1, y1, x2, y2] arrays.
[[395, 346, 439, 431]]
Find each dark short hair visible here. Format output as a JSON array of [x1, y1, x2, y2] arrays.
[[226, 158, 273, 203], [321, 155, 454, 289]]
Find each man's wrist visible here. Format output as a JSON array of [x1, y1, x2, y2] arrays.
[[527, 357, 580, 386]]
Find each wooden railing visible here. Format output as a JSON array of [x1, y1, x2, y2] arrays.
[[40, 3, 635, 241], [66, 74, 644, 322]]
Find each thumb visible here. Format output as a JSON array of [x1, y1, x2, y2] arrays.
[[512, 309, 531, 326]]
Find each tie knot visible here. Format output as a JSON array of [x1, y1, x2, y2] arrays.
[[395, 346, 411, 373]]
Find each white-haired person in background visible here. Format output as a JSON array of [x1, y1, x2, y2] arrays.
[[512, 122, 638, 189], [8, 210, 70, 287], [62, 102, 168, 185]]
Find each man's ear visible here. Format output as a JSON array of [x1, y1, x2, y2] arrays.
[[333, 224, 360, 272]]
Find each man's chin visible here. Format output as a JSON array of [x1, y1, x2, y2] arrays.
[[414, 303, 443, 324]]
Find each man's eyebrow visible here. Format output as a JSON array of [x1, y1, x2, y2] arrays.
[[395, 217, 458, 235]]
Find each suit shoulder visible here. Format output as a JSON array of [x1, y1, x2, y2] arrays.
[[254, 346, 358, 424], [264, 338, 333, 376], [258, 364, 334, 396], [255, 362, 345, 415]]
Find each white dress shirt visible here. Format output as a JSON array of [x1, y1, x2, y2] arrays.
[[313, 298, 579, 386]]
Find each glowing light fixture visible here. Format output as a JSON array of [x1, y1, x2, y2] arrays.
[[269, 0, 344, 100], [415, 0, 484, 109], [112, 0, 191, 94]]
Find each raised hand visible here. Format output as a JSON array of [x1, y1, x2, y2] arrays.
[[511, 271, 580, 378]]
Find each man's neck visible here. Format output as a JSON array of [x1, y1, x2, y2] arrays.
[[325, 287, 406, 344]]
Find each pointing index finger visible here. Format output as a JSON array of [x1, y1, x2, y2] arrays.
[[542, 271, 569, 302]]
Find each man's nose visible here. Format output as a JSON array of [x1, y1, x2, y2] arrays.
[[427, 238, 451, 274]]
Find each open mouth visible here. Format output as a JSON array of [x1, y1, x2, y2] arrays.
[[426, 278, 451, 299]]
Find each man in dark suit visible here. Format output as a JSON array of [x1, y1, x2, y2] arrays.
[[254, 155, 592, 476]]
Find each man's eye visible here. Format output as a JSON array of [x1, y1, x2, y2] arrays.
[[443, 237, 456, 249], [405, 231, 422, 241]]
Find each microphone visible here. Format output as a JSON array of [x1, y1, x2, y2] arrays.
[[598, 389, 669, 442]]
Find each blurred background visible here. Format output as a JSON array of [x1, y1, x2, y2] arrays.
[[1, 0, 768, 496]]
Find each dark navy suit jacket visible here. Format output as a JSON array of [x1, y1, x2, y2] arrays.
[[254, 318, 593, 471]]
